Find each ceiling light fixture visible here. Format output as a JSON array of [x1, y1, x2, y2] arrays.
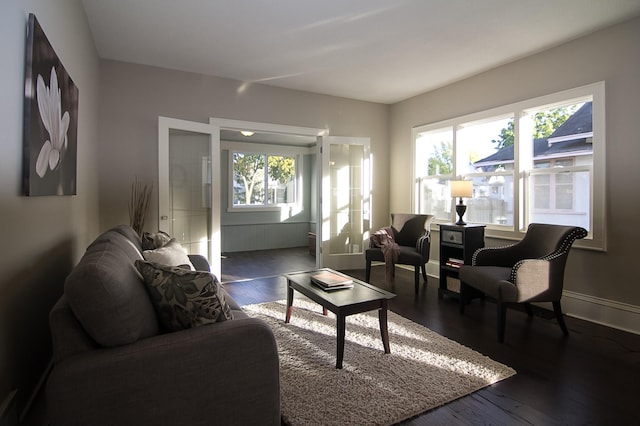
[[240, 131, 255, 137]]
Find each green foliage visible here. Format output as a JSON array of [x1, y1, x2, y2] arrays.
[[492, 121, 515, 150], [491, 106, 578, 150], [427, 141, 453, 175], [533, 106, 577, 139], [268, 156, 295, 184]]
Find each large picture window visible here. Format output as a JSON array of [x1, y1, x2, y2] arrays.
[[413, 82, 605, 250]]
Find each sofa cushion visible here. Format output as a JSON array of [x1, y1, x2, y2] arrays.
[[135, 260, 233, 332], [65, 239, 160, 347], [143, 239, 195, 270]]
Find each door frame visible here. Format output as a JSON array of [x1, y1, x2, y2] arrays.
[[210, 118, 327, 266], [160, 116, 371, 274]]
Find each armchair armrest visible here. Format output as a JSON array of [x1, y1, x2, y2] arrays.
[[47, 317, 280, 426], [417, 231, 431, 260], [472, 243, 521, 267]]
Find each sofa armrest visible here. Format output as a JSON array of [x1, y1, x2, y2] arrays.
[[47, 316, 280, 426], [188, 254, 211, 272]]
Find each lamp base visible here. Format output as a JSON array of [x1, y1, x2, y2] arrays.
[[455, 204, 467, 226]]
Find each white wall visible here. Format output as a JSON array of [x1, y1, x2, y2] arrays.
[[0, 0, 101, 418], [390, 16, 640, 333]]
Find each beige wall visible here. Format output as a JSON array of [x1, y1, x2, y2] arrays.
[[97, 61, 390, 234], [0, 0, 100, 416], [390, 17, 640, 320]]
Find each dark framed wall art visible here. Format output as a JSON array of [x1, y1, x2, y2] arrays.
[[22, 13, 79, 196]]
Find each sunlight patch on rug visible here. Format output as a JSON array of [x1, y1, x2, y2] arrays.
[[244, 299, 516, 426]]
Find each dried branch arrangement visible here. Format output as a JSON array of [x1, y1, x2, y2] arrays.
[[129, 178, 153, 236]]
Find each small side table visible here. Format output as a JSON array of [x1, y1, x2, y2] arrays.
[[438, 223, 485, 299]]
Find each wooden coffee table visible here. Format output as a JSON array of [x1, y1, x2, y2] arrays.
[[284, 268, 396, 369]]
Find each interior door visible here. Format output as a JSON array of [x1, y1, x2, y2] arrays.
[[319, 136, 371, 270], [158, 117, 221, 278]]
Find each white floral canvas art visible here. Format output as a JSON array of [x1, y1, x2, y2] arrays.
[[23, 13, 78, 196]]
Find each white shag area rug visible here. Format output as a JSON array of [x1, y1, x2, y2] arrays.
[[243, 299, 516, 426]]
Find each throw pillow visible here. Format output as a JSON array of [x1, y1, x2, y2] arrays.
[[135, 260, 234, 332], [142, 230, 172, 250], [143, 238, 195, 270]]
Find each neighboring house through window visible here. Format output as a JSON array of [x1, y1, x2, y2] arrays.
[[413, 82, 605, 250]]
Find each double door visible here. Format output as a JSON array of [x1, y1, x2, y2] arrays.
[[158, 117, 371, 278]]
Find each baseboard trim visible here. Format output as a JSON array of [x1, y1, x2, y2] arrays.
[[562, 290, 640, 335]]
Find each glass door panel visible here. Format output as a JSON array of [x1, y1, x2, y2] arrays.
[[168, 130, 211, 258], [321, 136, 370, 270]]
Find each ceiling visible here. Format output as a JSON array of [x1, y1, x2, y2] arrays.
[[81, 0, 640, 104], [220, 129, 317, 146]]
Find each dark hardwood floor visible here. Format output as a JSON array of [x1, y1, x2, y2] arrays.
[[223, 248, 640, 425]]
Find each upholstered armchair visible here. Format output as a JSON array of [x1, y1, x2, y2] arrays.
[[459, 223, 587, 343], [365, 214, 434, 293]]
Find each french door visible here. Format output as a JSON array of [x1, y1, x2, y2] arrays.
[[159, 117, 371, 276], [319, 136, 371, 270], [158, 117, 221, 278]]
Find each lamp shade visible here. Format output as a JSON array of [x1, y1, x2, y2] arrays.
[[451, 180, 472, 198]]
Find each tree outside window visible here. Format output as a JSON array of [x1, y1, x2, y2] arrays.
[[233, 152, 296, 206]]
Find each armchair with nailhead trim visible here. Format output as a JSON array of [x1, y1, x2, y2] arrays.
[[458, 223, 587, 343]]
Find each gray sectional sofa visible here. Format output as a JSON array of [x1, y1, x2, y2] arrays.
[[46, 225, 280, 425]]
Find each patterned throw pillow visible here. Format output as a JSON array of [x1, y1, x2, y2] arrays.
[[135, 260, 233, 332]]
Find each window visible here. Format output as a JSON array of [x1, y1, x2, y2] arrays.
[[231, 151, 297, 207], [414, 128, 453, 221], [413, 82, 605, 250]]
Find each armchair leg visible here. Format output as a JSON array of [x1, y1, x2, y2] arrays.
[[553, 301, 569, 336], [459, 282, 466, 314], [365, 260, 371, 283], [497, 303, 507, 343], [421, 264, 428, 281], [414, 266, 420, 294], [524, 303, 534, 317]]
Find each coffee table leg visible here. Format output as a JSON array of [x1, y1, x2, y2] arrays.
[[336, 314, 346, 369], [379, 300, 391, 354], [285, 282, 294, 323]]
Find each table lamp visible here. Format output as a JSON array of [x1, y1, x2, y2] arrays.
[[451, 180, 473, 225]]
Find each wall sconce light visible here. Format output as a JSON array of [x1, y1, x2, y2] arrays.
[[240, 131, 255, 137], [451, 180, 473, 225]]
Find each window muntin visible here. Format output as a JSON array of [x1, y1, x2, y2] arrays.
[[412, 82, 605, 250]]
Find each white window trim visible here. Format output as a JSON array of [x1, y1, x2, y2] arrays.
[[412, 81, 606, 251]]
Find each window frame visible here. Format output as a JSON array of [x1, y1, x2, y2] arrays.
[[412, 82, 606, 251], [224, 141, 305, 213]]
